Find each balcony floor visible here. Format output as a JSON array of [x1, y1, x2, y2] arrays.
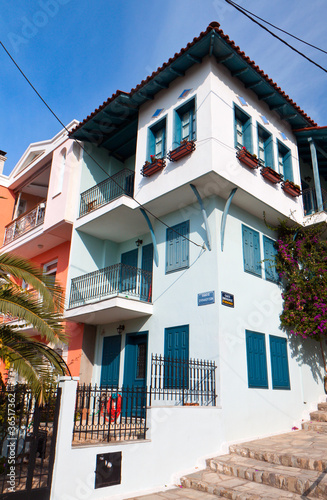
[[65, 295, 153, 324]]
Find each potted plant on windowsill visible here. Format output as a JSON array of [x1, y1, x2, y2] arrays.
[[141, 155, 166, 177], [260, 166, 283, 184], [236, 147, 259, 169], [167, 140, 196, 162], [281, 180, 301, 197]]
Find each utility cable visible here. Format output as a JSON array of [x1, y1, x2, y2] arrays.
[[225, 0, 327, 75], [0, 41, 203, 249], [226, 1, 327, 56]]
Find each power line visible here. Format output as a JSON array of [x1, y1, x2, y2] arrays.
[[0, 41, 203, 249], [227, 1, 327, 56], [225, 0, 327, 74]]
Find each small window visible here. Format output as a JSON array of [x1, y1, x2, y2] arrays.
[[242, 225, 261, 277], [269, 335, 290, 390], [152, 108, 164, 118], [166, 221, 189, 274], [148, 118, 166, 160], [277, 140, 293, 181], [245, 331, 268, 389], [237, 96, 247, 106], [54, 148, 66, 197], [178, 89, 192, 99], [257, 125, 274, 168], [173, 99, 196, 148], [263, 236, 279, 282], [44, 260, 58, 281], [234, 104, 252, 152]]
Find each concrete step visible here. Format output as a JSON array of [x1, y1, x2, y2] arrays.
[[229, 434, 327, 472], [317, 402, 327, 411], [181, 470, 303, 499], [207, 454, 327, 498], [302, 420, 327, 433], [310, 410, 327, 422]]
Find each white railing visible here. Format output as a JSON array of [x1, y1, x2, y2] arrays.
[[3, 202, 46, 245]]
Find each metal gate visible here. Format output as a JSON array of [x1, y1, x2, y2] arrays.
[[0, 385, 61, 500]]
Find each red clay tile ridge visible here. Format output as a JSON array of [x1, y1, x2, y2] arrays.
[[70, 22, 317, 136]]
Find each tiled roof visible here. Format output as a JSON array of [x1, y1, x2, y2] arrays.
[[71, 22, 316, 135]]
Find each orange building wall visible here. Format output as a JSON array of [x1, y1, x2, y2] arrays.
[[30, 242, 84, 377], [0, 186, 15, 245]]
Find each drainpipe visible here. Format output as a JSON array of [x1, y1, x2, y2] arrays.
[[308, 138, 323, 212]]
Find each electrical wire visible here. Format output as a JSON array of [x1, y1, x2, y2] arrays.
[[0, 41, 203, 249], [227, 0, 327, 56], [225, 0, 327, 74]]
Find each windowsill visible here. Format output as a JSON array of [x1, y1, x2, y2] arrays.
[[166, 266, 189, 275]]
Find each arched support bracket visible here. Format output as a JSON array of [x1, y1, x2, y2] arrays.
[[190, 184, 212, 251], [221, 188, 238, 251], [140, 208, 159, 267]]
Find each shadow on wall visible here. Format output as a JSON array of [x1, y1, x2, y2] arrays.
[[288, 335, 325, 384]]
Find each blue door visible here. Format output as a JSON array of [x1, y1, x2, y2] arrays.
[[123, 333, 148, 417], [121, 249, 138, 294], [141, 244, 153, 302], [100, 335, 121, 387], [164, 325, 189, 388]]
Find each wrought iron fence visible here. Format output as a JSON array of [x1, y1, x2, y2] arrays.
[[4, 202, 46, 245], [73, 385, 148, 443], [79, 168, 134, 217], [150, 354, 216, 406], [0, 385, 60, 497], [302, 187, 327, 215], [69, 263, 152, 308]]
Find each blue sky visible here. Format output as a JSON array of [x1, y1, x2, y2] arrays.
[[1, 0, 327, 174]]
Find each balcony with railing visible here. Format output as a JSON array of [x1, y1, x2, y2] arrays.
[[302, 187, 327, 215], [66, 263, 153, 324], [79, 168, 134, 217], [3, 202, 46, 245]]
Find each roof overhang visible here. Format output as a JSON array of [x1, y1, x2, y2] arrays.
[[70, 22, 317, 154]]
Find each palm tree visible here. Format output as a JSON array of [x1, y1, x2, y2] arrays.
[[0, 253, 70, 400]]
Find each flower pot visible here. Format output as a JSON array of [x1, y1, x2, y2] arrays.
[[168, 141, 196, 162], [260, 166, 283, 184], [236, 149, 258, 169], [141, 158, 165, 177], [282, 180, 301, 197]]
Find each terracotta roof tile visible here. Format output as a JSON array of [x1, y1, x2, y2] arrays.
[[71, 22, 317, 135]]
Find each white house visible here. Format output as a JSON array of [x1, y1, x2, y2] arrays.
[[51, 22, 326, 500]]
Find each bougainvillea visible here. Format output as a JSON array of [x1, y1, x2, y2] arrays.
[[275, 221, 327, 375]]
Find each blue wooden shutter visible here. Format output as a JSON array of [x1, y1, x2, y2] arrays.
[[243, 118, 252, 152], [164, 325, 189, 388], [166, 221, 189, 273], [242, 225, 261, 277], [174, 110, 182, 147], [245, 331, 268, 388], [283, 150, 293, 182], [265, 135, 274, 169], [100, 335, 121, 387], [147, 128, 155, 160], [263, 236, 278, 282], [269, 335, 290, 389]]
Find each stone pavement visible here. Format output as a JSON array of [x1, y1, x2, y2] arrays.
[[128, 400, 327, 499]]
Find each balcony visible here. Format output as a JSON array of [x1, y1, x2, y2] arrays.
[[66, 263, 153, 324], [79, 169, 134, 217], [303, 187, 327, 215], [3, 202, 46, 245]]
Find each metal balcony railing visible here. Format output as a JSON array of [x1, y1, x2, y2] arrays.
[[302, 187, 327, 215], [69, 263, 152, 308], [3, 202, 46, 245], [79, 168, 134, 217]]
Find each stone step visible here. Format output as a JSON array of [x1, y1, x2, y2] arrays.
[[229, 436, 327, 472], [207, 454, 327, 498], [310, 410, 327, 422], [317, 402, 327, 411], [181, 470, 303, 499], [302, 420, 327, 433]]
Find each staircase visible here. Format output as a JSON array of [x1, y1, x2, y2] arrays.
[[180, 401, 327, 499]]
